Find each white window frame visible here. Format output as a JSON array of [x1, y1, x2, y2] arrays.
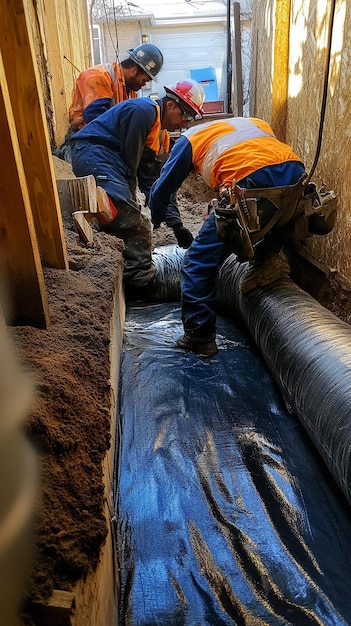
[[90, 24, 102, 65]]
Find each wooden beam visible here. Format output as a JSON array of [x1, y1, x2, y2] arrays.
[[68, 175, 97, 214], [34, 0, 71, 146], [271, 0, 291, 141], [73, 212, 94, 245], [31, 590, 75, 626], [0, 50, 50, 328], [0, 0, 68, 270]]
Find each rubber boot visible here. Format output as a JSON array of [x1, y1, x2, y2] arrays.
[[123, 215, 156, 287]]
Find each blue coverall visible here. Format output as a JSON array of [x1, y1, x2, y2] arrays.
[[70, 97, 181, 286]]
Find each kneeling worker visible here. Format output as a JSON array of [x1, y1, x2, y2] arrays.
[[58, 45, 196, 248], [70, 79, 205, 288]]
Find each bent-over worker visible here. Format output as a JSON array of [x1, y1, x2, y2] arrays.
[[149, 117, 335, 357], [57, 46, 195, 247]]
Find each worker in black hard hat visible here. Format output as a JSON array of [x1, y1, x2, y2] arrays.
[[68, 44, 164, 131]]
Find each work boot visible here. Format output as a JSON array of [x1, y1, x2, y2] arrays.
[[176, 333, 218, 358], [124, 273, 156, 302], [240, 252, 290, 294], [172, 224, 194, 249]]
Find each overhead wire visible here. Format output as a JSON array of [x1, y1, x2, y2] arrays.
[[101, 0, 121, 63]]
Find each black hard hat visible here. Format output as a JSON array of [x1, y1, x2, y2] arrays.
[[127, 44, 163, 81]]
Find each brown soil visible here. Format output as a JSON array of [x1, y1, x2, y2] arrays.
[[13, 158, 349, 624]]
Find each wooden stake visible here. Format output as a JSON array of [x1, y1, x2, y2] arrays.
[[72, 211, 94, 244]]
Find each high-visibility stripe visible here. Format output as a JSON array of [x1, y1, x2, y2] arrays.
[[184, 118, 301, 189]]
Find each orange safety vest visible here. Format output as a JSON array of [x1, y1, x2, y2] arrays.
[[69, 63, 138, 131], [184, 117, 302, 189], [145, 108, 171, 157]]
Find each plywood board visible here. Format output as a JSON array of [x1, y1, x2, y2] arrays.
[[0, 50, 50, 327], [0, 0, 68, 271]]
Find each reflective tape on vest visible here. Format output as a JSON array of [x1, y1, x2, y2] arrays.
[[184, 118, 298, 189]]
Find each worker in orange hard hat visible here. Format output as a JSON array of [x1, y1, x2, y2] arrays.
[[69, 79, 205, 289]]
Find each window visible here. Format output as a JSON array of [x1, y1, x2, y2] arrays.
[[90, 25, 102, 65]]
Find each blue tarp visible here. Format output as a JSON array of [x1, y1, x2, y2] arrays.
[[115, 302, 351, 626]]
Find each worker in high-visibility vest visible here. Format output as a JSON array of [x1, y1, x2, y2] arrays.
[[149, 117, 335, 357], [69, 44, 164, 131], [56, 47, 198, 249]]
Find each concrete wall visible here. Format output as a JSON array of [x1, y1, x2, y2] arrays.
[[251, 0, 351, 284]]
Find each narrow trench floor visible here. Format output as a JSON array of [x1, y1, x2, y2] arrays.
[[115, 301, 351, 626]]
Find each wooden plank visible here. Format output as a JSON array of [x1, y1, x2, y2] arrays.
[[271, 0, 291, 141], [0, 50, 50, 328], [33, 0, 71, 146], [31, 589, 75, 626], [68, 176, 97, 214], [0, 0, 68, 270], [54, 0, 91, 123], [297, 245, 337, 278]]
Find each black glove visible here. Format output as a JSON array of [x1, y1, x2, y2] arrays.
[[172, 224, 194, 249]]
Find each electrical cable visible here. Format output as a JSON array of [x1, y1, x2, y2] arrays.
[[305, 0, 336, 184]]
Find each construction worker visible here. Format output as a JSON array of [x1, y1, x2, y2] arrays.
[[149, 117, 335, 357], [70, 79, 205, 289], [68, 44, 164, 132], [57, 46, 194, 248], [54, 43, 163, 160]]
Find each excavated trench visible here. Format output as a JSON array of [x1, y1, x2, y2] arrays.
[[114, 245, 351, 625]]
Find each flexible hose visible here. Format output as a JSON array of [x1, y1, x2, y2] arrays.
[[305, 0, 336, 183], [217, 254, 351, 505]]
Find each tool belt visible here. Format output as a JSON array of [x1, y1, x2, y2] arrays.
[[213, 176, 336, 261]]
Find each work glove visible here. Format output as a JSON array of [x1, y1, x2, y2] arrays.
[[172, 224, 194, 249]]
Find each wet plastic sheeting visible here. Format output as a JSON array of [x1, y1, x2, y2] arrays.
[[217, 255, 351, 506], [115, 303, 351, 626]]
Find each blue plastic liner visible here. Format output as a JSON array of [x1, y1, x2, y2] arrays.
[[115, 293, 351, 625]]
